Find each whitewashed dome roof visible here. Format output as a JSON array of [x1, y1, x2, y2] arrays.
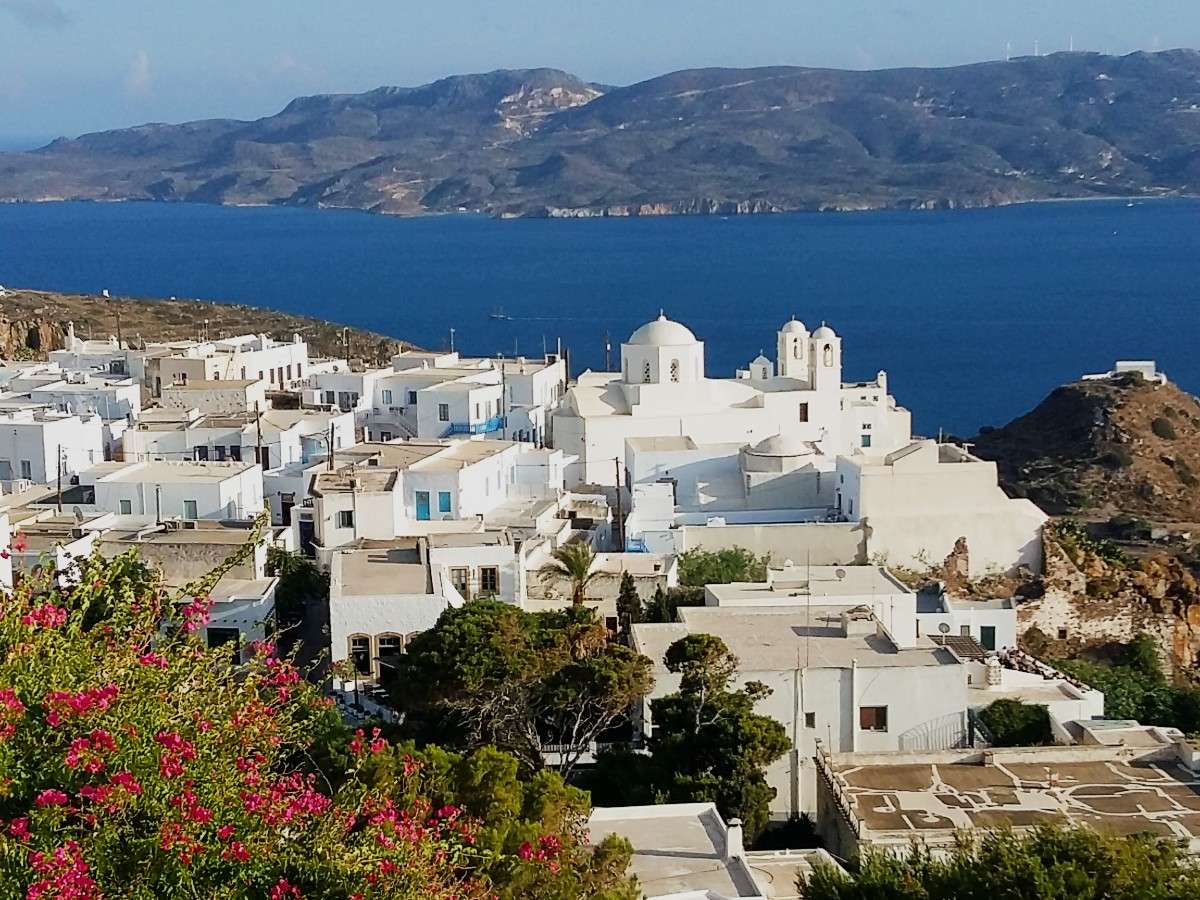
[[812, 324, 837, 339], [749, 432, 813, 456], [780, 318, 808, 334], [628, 314, 698, 346]]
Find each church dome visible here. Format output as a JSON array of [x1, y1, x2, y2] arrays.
[[749, 432, 813, 457], [812, 324, 837, 339], [627, 314, 698, 347], [780, 318, 807, 335]]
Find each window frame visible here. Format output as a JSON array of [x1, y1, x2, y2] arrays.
[[859, 705, 889, 732]]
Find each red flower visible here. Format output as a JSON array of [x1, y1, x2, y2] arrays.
[[269, 877, 302, 899], [35, 789, 70, 807]]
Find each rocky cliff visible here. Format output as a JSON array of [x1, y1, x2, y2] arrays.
[[971, 374, 1200, 522], [4, 51, 1200, 217]]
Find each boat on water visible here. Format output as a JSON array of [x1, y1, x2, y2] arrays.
[[488, 307, 512, 320]]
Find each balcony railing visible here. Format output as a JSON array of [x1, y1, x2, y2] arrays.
[[446, 415, 504, 436]]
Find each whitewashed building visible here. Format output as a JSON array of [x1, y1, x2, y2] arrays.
[[78, 460, 265, 521], [0, 409, 104, 485], [632, 604, 970, 818], [554, 315, 911, 487]]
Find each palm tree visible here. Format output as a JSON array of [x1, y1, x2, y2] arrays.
[[539, 541, 599, 607]]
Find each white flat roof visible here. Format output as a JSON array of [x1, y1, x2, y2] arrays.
[[91, 460, 257, 484]]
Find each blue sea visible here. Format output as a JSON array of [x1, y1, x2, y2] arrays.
[[1, 199, 1198, 436]]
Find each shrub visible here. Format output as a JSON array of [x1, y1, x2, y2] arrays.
[[1151, 417, 1177, 440], [977, 699, 1052, 747]]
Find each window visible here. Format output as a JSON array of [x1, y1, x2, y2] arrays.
[[241, 367, 247, 380], [207, 627, 241, 663], [959, 625, 971, 637], [823, 344, 834, 367], [349, 636, 371, 675], [861, 434, 872, 448], [474, 403, 481, 420], [805, 712, 816, 728], [479, 567, 499, 596], [337, 510, 355, 529], [793, 341, 801, 360], [379, 431, 393, 442], [324, 390, 335, 405], [183, 500, 198, 520], [450, 567, 470, 599], [19, 460, 31, 480], [1057, 627, 1068, 640], [669, 359, 680, 382], [119, 499, 132, 515], [642, 360, 652, 383], [407, 390, 417, 405], [195, 446, 209, 461], [438, 491, 452, 513], [859, 706, 888, 732], [798, 402, 809, 423], [382, 389, 393, 405], [212, 372, 219, 380], [296, 363, 302, 377], [438, 403, 449, 422], [229, 445, 242, 462], [215, 445, 227, 461], [377, 634, 402, 663], [286, 364, 292, 380]]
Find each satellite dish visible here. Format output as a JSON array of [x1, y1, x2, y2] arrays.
[[938, 623, 951, 634], [835, 568, 847, 580]]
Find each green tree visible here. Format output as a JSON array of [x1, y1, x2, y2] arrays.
[[540, 542, 600, 606], [615, 572, 643, 636], [390, 601, 653, 778], [591, 634, 788, 841], [643, 585, 706, 623], [677, 547, 768, 588], [267, 547, 329, 661], [798, 825, 1200, 899], [362, 743, 638, 900], [977, 699, 1052, 747]]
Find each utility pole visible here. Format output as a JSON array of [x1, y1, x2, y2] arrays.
[[342, 327, 350, 363], [604, 331, 611, 372], [114, 302, 123, 350], [256, 411, 265, 469], [449, 328, 456, 353], [613, 458, 624, 552], [56, 444, 63, 514], [327, 419, 336, 471]]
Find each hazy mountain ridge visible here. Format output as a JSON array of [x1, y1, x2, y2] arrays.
[[4, 52, 1200, 217]]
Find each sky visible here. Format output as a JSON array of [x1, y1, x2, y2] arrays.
[[0, 0, 1195, 146]]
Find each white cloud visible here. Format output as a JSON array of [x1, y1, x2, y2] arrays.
[[124, 49, 153, 97], [0, 0, 69, 29]]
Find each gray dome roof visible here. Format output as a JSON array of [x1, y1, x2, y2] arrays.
[[749, 432, 813, 456], [627, 314, 698, 347]]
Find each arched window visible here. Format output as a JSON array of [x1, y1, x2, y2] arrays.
[[377, 633, 403, 658], [642, 360, 652, 383], [348, 635, 371, 675], [793, 341, 801, 360], [669, 359, 680, 382], [823, 344, 834, 367]]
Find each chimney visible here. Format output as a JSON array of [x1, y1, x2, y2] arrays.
[[985, 655, 1003, 688], [723, 818, 744, 862]]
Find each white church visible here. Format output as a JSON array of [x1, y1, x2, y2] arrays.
[[553, 314, 911, 487], [554, 314, 1046, 576]]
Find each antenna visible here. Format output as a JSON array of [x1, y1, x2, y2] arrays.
[[1034, 39, 1040, 57], [1005, 41, 1012, 62], [1069, 35, 1075, 53]]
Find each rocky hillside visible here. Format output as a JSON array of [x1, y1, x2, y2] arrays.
[[4, 51, 1200, 217], [0, 288, 410, 364], [971, 373, 1200, 522]]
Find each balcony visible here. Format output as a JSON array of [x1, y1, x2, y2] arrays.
[[446, 415, 504, 436]]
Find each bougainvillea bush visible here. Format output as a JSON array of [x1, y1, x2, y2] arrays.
[[0, 545, 636, 900]]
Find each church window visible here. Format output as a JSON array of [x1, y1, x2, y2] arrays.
[[823, 344, 833, 367], [642, 361, 652, 383], [798, 402, 809, 423], [669, 359, 680, 382], [793, 341, 801, 360]]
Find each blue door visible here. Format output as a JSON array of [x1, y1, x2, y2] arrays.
[[415, 491, 431, 521]]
